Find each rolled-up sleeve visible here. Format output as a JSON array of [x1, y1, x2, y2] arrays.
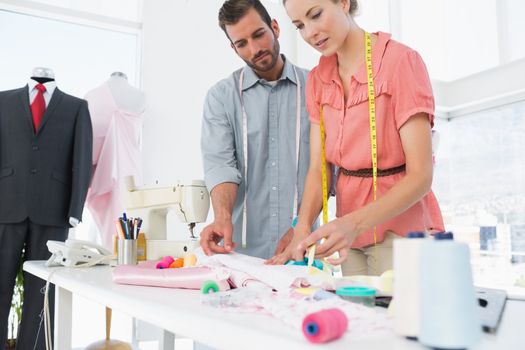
[[201, 85, 242, 193], [392, 50, 435, 130]]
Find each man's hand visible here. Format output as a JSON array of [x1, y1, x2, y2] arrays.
[[273, 227, 294, 256], [199, 218, 237, 256]]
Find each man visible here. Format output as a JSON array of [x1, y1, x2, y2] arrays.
[[200, 0, 311, 259]]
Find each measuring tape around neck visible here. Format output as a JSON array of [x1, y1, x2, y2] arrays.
[[310, 32, 378, 267], [238, 66, 302, 248], [365, 31, 378, 246]]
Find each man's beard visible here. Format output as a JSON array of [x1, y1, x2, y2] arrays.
[[245, 38, 280, 73]]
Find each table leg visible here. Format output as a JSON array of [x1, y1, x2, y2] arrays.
[[160, 330, 175, 350], [54, 286, 72, 350]]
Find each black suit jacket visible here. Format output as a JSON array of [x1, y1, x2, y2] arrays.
[[0, 86, 93, 228]]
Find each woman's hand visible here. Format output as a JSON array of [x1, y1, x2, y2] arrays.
[[265, 224, 311, 265], [296, 216, 357, 265]]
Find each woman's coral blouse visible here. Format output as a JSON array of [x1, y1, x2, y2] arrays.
[[306, 32, 444, 248]]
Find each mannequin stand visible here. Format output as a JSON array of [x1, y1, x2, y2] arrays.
[[85, 307, 132, 350]]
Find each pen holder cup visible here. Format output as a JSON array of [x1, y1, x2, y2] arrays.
[[118, 239, 138, 265]]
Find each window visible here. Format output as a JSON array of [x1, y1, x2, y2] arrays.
[[0, 10, 140, 95], [433, 101, 525, 289]]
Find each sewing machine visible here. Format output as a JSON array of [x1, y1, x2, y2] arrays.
[[125, 179, 210, 259]]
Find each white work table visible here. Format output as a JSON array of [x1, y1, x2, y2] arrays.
[[24, 261, 523, 350]]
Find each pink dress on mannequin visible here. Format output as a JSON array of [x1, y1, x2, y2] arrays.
[[85, 77, 145, 249]]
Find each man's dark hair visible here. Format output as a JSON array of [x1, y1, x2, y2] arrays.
[[218, 0, 273, 40]]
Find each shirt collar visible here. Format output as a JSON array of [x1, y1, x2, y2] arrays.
[[28, 78, 57, 96], [241, 54, 298, 91], [317, 31, 391, 85]]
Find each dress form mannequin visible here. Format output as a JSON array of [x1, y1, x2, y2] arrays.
[[31, 67, 55, 83], [84, 72, 146, 249], [107, 72, 145, 113]]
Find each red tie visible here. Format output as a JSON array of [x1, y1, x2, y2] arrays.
[[30, 83, 46, 132]]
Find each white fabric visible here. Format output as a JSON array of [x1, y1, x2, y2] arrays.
[[258, 292, 394, 340], [195, 248, 334, 291]]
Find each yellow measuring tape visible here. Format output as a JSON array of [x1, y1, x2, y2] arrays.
[[365, 31, 378, 247], [308, 31, 378, 270]]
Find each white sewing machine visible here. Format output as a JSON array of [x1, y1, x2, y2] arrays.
[[125, 179, 210, 259]]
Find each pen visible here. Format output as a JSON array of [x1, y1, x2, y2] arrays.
[[137, 218, 143, 236], [120, 218, 129, 239], [115, 220, 125, 239]]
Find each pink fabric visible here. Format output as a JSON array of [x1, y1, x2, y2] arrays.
[[306, 32, 444, 248], [113, 261, 231, 291], [85, 83, 144, 249]]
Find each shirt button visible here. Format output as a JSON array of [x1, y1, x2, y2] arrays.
[[272, 186, 277, 191], [30, 169, 37, 174], [32, 145, 39, 151]]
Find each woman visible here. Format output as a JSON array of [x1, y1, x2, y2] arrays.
[[267, 0, 444, 275]]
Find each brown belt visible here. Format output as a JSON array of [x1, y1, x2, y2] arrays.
[[339, 164, 406, 178]]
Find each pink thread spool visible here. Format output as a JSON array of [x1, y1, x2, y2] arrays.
[[302, 308, 348, 344], [156, 256, 174, 269]]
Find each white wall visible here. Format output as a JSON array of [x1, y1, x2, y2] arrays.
[[504, 0, 525, 62], [400, 0, 500, 82]]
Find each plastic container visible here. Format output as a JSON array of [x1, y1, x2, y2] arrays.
[[335, 286, 376, 307]]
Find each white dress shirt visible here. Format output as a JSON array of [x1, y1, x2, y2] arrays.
[[28, 79, 56, 107]]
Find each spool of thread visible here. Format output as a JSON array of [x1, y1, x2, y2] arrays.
[[169, 258, 184, 268], [393, 231, 425, 338], [419, 233, 481, 349], [183, 253, 197, 267], [302, 308, 347, 344], [201, 280, 220, 294], [156, 256, 174, 269]]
